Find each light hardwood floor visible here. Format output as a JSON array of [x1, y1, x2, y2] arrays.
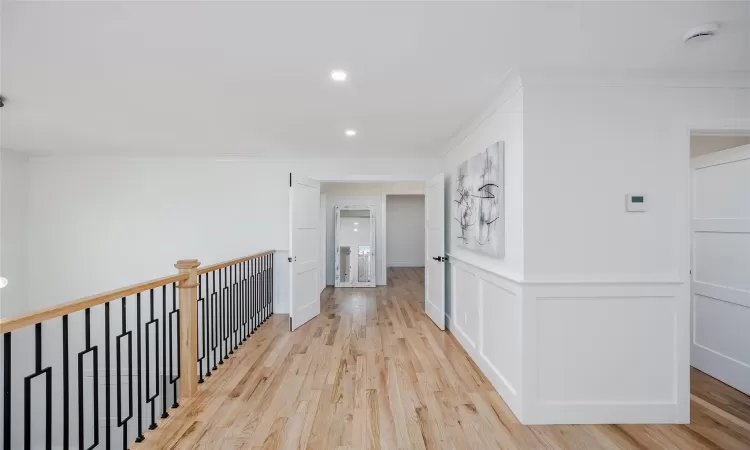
[[141, 267, 750, 449]]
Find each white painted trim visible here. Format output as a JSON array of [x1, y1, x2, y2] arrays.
[[381, 193, 387, 285], [448, 252, 682, 286], [520, 67, 750, 89], [441, 67, 522, 155], [693, 218, 750, 233], [692, 281, 750, 309], [446, 252, 523, 283], [446, 312, 523, 419]]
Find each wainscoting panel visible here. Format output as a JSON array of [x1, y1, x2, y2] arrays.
[[447, 257, 523, 419], [451, 264, 479, 348], [523, 282, 688, 424], [480, 280, 521, 397]]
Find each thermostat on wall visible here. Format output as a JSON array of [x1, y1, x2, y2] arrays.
[[626, 194, 647, 212]]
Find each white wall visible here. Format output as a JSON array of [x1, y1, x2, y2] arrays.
[[520, 78, 750, 424], [441, 73, 526, 419], [321, 182, 424, 286], [443, 77, 524, 280], [385, 195, 425, 268], [442, 70, 750, 425], [0, 149, 29, 318], [25, 157, 438, 313]]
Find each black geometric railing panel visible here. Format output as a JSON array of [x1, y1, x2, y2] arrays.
[[2, 284, 181, 450], [24, 324, 52, 450], [77, 309, 99, 450], [196, 254, 274, 381], [1, 253, 272, 450]]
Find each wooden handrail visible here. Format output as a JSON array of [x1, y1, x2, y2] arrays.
[[0, 273, 188, 334], [198, 250, 275, 275]]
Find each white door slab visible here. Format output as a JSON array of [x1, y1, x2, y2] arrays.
[[425, 173, 446, 330], [690, 144, 750, 395], [289, 174, 321, 331]]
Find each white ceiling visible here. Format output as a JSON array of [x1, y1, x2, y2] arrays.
[[3, 1, 748, 157]]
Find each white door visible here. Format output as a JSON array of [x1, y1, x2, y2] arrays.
[[319, 194, 327, 295], [690, 144, 750, 395], [289, 174, 321, 331], [425, 173, 446, 330]]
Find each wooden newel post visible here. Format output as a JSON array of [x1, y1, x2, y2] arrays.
[[175, 259, 200, 398]]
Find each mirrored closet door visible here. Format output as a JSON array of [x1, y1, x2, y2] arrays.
[[334, 206, 376, 287]]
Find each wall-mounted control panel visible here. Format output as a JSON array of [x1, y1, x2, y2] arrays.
[[626, 194, 647, 212]]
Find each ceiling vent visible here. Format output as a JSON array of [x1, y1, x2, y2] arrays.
[[683, 23, 719, 43]]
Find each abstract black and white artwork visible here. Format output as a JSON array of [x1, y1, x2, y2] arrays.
[[454, 141, 505, 257]]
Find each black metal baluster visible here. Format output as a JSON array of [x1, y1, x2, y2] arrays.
[[4, 333, 11, 450], [205, 272, 212, 378], [200, 273, 208, 380], [268, 254, 273, 318], [243, 261, 249, 341], [223, 267, 229, 360], [218, 268, 224, 364], [232, 264, 238, 351], [255, 258, 260, 327], [270, 254, 274, 315], [63, 315, 69, 449], [24, 323, 52, 450], [134, 293, 144, 442], [105, 302, 112, 449], [146, 289, 159, 430], [250, 259, 258, 334], [252, 258, 258, 332], [250, 260, 254, 333], [116, 297, 134, 450], [263, 255, 268, 322], [228, 265, 234, 355], [78, 308, 100, 450], [197, 274, 204, 383], [265, 255, 270, 322], [211, 270, 218, 372], [161, 285, 169, 418], [235, 264, 240, 346], [170, 282, 180, 408]]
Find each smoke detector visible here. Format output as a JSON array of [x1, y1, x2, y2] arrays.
[[683, 23, 719, 43]]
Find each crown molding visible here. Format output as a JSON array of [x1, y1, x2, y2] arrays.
[[441, 66, 523, 155], [518, 67, 750, 90]]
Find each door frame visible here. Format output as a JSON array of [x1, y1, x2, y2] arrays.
[[686, 122, 750, 390]]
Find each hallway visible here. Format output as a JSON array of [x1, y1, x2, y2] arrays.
[[141, 268, 750, 449]]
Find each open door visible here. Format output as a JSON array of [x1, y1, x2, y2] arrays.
[[289, 174, 321, 331], [425, 173, 446, 329]]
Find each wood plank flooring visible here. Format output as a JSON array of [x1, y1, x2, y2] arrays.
[[140, 267, 750, 449]]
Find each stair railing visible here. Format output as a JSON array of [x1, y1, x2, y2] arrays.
[[0, 250, 275, 450]]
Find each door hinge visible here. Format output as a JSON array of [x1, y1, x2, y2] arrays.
[[289, 173, 292, 187], [288, 257, 293, 263]]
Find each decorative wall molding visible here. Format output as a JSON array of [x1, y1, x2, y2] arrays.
[[447, 258, 689, 425]]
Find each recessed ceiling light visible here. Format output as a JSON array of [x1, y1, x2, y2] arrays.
[[331, 70, 347, 82], [683, 23, 719, 43], [354, 222, 359, 225], [345, 129, 357, 137], [354, 229, 358, 232]]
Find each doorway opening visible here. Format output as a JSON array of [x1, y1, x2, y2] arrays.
[[319, 182, 426, 289], [689, 131, 750, 398]]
